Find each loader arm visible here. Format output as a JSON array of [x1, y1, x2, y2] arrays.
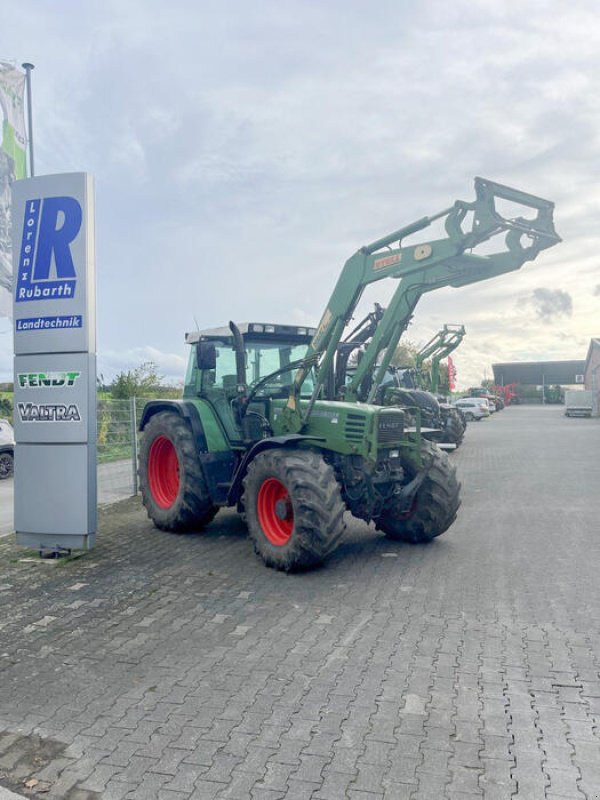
[[415, 325, 466, 393], [283, 177, 560, 429]]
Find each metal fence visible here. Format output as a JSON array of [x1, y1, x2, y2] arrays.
[[96, 398, 147, 505]]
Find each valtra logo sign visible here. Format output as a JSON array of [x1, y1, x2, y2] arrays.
[[16, 196, 82, 303], [17, 403, 81, 422]]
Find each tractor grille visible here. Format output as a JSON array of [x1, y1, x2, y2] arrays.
[[345, 413, 367, 443], [377, 410, 404, 445]]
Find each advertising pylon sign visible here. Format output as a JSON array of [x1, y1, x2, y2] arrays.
[[12, 173, 97, 550]]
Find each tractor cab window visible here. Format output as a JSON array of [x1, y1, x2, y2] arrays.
[[245, 341, 314, 397]]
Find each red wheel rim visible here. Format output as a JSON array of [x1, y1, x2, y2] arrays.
[[148, 436, 180, 508], [257, 477, 294, 546]]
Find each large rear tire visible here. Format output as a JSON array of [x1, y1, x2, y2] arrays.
[[243, 448, 345, 572], [139, 412, 218, 532], [375, 441, 461, 543]]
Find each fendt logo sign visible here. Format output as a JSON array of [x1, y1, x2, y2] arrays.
[[16, 196, 82, 303], [18, 371, 81, 388]]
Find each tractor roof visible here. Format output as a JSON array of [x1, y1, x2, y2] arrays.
[[186, 323, 317, 345]]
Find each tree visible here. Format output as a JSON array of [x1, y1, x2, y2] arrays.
[[110, 362, 162, 399], [390, 340, 422, 368]]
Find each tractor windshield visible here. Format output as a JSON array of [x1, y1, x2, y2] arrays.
[[246, 341, 315, 396], [197, 339, 315, 398]]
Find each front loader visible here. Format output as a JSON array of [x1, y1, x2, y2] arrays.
[[138, 177, 560, 572], [415, 324, 466, 395]]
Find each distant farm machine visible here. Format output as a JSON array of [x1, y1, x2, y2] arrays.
[[414, 324, 466, 395], [138, 177, 560, 571]]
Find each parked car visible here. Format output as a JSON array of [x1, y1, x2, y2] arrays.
[[0, 418, 15, 480], [453, 398, 490, 421]]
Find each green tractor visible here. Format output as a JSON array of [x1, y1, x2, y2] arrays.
[[332, 312, 467, 450], [138, 177, 560, 571]]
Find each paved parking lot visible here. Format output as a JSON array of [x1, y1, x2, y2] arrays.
[[0, 406, 599, 800]]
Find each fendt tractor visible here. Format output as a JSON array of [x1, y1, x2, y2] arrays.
[[332, 313, 467, 450], [391, 324, 468, 448], [139, 177, 560, 571]]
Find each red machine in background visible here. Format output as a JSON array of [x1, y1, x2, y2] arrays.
[[492, 384, 519, 405]]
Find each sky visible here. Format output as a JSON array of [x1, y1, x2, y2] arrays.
[[1, 0, 599, 390]]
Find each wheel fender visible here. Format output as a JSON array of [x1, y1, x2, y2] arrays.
[[139, 400, 208, 453], [227, 434, 325, 506]]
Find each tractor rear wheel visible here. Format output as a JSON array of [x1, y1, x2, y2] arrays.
[[139, 412, 218, 532], [243, 448, 345, 572], [375, 441, 460, 543]]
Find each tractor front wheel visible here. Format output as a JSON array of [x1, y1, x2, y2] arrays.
[[243, 449, 345, 571], [375, 441, 461, 544], [139, 412, 218, 532], [443, 410, 465, 448]]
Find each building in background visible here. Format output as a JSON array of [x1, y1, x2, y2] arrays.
[[584, 338, 600, 416]]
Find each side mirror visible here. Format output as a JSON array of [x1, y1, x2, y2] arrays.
[[196, 342, 217, 371]]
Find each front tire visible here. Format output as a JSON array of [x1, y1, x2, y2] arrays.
[[442, 410, 464, 448], [0, 452, 14, 480], [243, 449, 345, 572], [375, 441, 461, 543], [139, 412, 218, 532]]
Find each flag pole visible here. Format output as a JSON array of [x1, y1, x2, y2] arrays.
[[21, 62, 35, 177]]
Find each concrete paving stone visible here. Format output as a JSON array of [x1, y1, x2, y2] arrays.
[[447, 765, 483, 795], [313, 769, 356, 799], [418, 747, 451, 778], [112, 755, 157, 784], [181, 739, 222, 767], [99, 780, 138, 800], [361, 741, 393, 766], [352, 762, 386, 793], [213, 768, 263, 799], [544, 768, 584, 796], [187, 779, 225, 800], [283, 780, 321, 799], [291, 754, 329, 784], [123, 771, 170, 799], [450, 741, 482, 769], [409, 773, 450, 800], [202, 753, 244, 784], [161, 762, 209, 793], [386, 757, 420, 785], [249, 789, 286, 800], [77, 763, 123, 792], [382, 782, 415, 800], [134, 732, 174, 759], [479, 735, 512, 761]]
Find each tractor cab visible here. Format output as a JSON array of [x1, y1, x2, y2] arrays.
[[184, 323, 317, 445]]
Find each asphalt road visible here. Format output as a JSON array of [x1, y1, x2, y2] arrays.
[[0, 405, 599, 800]]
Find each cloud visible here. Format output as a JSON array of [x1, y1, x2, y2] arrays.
[[517, 288, 573, 324], [594, 285, 600, 297]]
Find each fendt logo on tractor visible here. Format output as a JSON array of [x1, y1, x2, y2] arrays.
[[16, 196, 82, 303]]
